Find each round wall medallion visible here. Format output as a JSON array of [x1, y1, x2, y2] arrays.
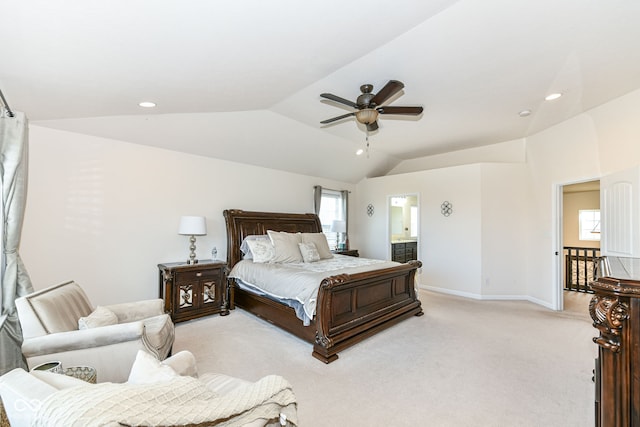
[[367, 204, 375, 217], [441, 201, 453, 217]]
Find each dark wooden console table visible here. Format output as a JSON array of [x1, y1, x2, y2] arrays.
[[590, 256, 640, 426]]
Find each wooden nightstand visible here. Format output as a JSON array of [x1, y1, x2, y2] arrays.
[[332, 249, 359, 257], [158, 260, 228, 322]]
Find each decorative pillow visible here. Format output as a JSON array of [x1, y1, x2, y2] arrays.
[[161, 350, 198, 378], [246, 238, 276, 263], [78, 306, 118, 330], [127, 349, 180, 384], [301, 232, 334, 260], [240, 235, 270, 259], [298, 242, 320, 263], [267, 230, 303, 263]]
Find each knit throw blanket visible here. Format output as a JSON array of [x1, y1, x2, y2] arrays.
[[32, 375, 298, 427]]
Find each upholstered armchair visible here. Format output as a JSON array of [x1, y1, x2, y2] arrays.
[[15, 281, 174, 383]]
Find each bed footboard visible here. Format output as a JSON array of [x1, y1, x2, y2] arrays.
[[312, 260, 422, 363]]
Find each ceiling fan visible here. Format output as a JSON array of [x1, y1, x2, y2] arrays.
[[320, 80, 423, 132]]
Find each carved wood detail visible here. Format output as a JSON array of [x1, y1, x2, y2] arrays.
[[589, 294, 629, 353], [590, 257, 640, 426]]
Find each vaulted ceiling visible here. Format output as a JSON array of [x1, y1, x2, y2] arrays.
[[2, 0, 640, 183]]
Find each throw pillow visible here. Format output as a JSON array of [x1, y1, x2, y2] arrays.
[[127, 349, 180, 384], [240, 234, 270, 259], [301, 233, 334, 259], [267, 230, 303, 263], [299, 242, 321, 263], [246, 239, 275, 263], [78, 306, 118, 330], [162, 350, 199, 378]]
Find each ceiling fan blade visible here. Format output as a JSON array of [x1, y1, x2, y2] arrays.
[[366, 121, 379, 132], [320, 93, 357, 108], [320, 112, 355, 124], [377, 106, 424, 115], [370, 80, 404, 106]]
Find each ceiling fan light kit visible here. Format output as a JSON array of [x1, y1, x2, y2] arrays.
[[320, 80, 424, 135], [355, 109, 378, 124]]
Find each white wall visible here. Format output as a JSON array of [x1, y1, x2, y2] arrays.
[[480, 163, 528, 297], [354, 162, 528, 300], [22, 126, 354, 304], [524, 88, 640, 307], [21, 87, 640, 310], [355, 164, 484, 298], [358, 88, 640, 308]]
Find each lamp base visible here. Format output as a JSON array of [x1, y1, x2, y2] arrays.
[[187, 235, 198, 265]]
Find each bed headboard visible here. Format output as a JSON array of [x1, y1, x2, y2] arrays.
[[223, 209, 323, 269]]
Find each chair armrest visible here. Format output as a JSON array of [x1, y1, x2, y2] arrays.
[[104, 299, 164, 323], [0, 368, 59, 426], [21, 321, 145, 357]]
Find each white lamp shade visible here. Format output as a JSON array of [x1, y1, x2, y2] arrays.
[[331, 220, 346, 233], [178, 216, 207, 236]]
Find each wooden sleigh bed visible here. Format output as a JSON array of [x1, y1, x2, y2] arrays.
[[223, 209, 423, 363]]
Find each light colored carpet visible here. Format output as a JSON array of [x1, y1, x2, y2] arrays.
[[174, 290, 596, 427]]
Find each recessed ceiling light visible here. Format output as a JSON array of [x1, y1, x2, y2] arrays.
[[356, 149, 364, 156], [545, 93, 562, 101], [519, 109, 532, 117], [139, 101, 156, 108]]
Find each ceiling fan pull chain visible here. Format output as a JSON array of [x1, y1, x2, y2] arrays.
[[366, 129, 370, 158]]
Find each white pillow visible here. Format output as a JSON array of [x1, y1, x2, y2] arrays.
[[127, 350, 180, 384], [162, 350, 199, 378], [299, 242, 320, 263], [301, 232, 334, 260], [240, 235, 270, 259], [246, 239, 276, 263], [78, 306, 118, 330], [267, 230, 303, 263]]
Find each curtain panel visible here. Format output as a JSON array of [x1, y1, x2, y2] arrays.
[[0, 111, 34, 374], [313, 185, 322, 216]]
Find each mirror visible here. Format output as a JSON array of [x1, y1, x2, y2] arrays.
[[389, 194, 419, 263]]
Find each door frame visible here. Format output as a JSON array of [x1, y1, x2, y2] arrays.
[[387, 193, 420, 262], [553, 177, 601, 311]]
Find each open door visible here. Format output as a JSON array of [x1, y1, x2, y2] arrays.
[[600, 166, 640, 257]]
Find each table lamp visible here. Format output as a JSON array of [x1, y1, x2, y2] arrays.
[[331, 219, 347, 250], [178, 216, 207, 264]]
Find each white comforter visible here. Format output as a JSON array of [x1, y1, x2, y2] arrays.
[[32, 375, 297, 427], [228, 255, 400, 324]]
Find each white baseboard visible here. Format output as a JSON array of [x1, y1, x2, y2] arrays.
[[418, 284, 554, 310]]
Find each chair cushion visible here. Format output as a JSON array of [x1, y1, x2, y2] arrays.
[[142, 314, 175, 359], [78, 306, 118, 330], [26, 281, 93, 333]]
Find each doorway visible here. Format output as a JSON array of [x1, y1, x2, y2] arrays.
[[388, 194, 419, 262], [556, 179, 600, 311]]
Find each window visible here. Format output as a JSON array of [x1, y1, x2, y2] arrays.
[[579, 209, 600, 241], [317, 188, 347, 250]]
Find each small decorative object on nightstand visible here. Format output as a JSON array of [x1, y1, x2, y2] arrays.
[[332, 249, 359, 257], [158, 260, 228, 322]]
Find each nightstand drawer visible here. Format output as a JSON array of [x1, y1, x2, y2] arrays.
[[175, 269, 220, 282]]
